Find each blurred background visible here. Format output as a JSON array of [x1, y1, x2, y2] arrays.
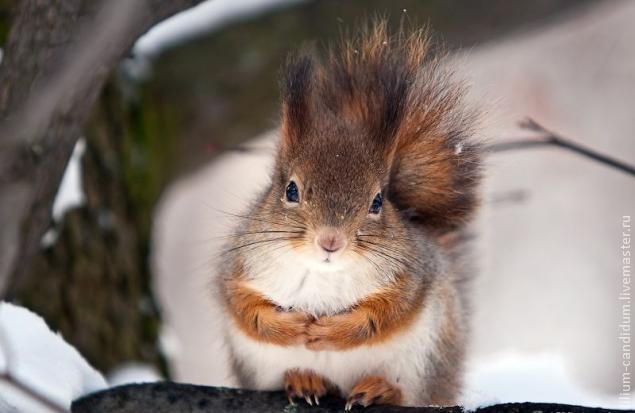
[[0, 0, 633, 408]]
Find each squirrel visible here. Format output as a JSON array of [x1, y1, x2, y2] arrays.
[[217, 20, 482, 408]]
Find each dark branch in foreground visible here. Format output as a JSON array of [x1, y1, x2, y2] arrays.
[[72, 382, 625, 413], [487, 118, 635, 177]]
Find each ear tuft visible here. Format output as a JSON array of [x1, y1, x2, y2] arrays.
[[280, 51, 314, 148]]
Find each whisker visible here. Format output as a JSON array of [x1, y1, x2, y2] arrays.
[[357, 233, 418, 242], [357, 237, 409, 253], [201, 202, 307, 230], [215, 230, 305, 239], [263, 242, 298, 263], [191, 229, 305, 247], [230, 214, 306, 230], [255, 199, 307, 226], [356, 240, 412, 268], [382, 222, 419, 231], [222, 236, 303, 255], [355, 243, 405, 271], [351, 248, 383, 275]]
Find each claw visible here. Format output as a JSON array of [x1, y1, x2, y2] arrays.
[[346, 392, 364, 411], [305, 395, 313, 406], [314, 395, 320, 405], [288, 396, 296, 406]]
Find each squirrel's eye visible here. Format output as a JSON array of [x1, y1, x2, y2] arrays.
[[285, 181, 300, 203], [369, 193, 382, 214]]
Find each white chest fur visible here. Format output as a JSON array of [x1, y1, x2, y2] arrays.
[[233, 243, 441, 405], [226, 293, 441, 406], [244, 246, 391, 316]]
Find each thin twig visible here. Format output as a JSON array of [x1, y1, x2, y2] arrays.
[[487, 118, 635, 177], [226, 144, 274, 154], [227, 118, 635, 177]]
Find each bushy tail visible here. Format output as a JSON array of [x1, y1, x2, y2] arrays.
[[282, 19, 482, 231]]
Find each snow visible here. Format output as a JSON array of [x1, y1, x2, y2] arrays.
[[52, 138, 86, 223], [133, 0, 305, 58], [0, 302, 107, 413], [158, 324, 182, 361], [40, 138, 87, 249], [39, 229, 59, 249], [108, 363, 161, 387], [461, 352, 630, 410]]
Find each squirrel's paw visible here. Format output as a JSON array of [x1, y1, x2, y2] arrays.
[[304, 316, 339, 351], [284, 368, 334, 406], [268, 308, 314, 345], [345, 376, 402, 410], [305, 313, 357, 351], [305, 311, 371, 351]]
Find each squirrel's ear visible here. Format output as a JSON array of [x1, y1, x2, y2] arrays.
[[280, 51, 314, 148]]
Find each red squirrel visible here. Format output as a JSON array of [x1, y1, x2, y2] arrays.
[[218, 20, 482, 408]]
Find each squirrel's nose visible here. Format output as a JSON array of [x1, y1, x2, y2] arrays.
[[316, 230, 347, 254]]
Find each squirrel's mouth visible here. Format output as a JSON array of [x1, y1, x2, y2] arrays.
[[296, 247, 348, 271], [316, 247, 345, 264], [313, 228, 347, 263]]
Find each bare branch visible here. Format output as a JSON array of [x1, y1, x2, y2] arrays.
[[487, 118, 635, 177]]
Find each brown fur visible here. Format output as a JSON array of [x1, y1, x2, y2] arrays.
[[347, 376, 404, 408], [280, 19, 481, 231], [224, 277, 313, 346], [284, 369, 338, 403], [224, 266, 427, 350], [219, 19, 482, 407]]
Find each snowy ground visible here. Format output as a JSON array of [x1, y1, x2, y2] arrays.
[[151, 0, 634, 410]]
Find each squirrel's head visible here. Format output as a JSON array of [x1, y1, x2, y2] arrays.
[[241, 21, 481, 274], [270, 117, 406, 269]]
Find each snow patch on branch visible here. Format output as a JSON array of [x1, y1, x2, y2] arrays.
[[108, 363, 161, 387], [41, 138, 87, 249], [52, 138, 86, 222], [0, 302, 106, 413], [133, 0, 305, 58]]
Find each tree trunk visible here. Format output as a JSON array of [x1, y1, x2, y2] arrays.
[[14, 81, 183, 372], [0, 0, 202, 373], [0, 0, 204, 295]]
